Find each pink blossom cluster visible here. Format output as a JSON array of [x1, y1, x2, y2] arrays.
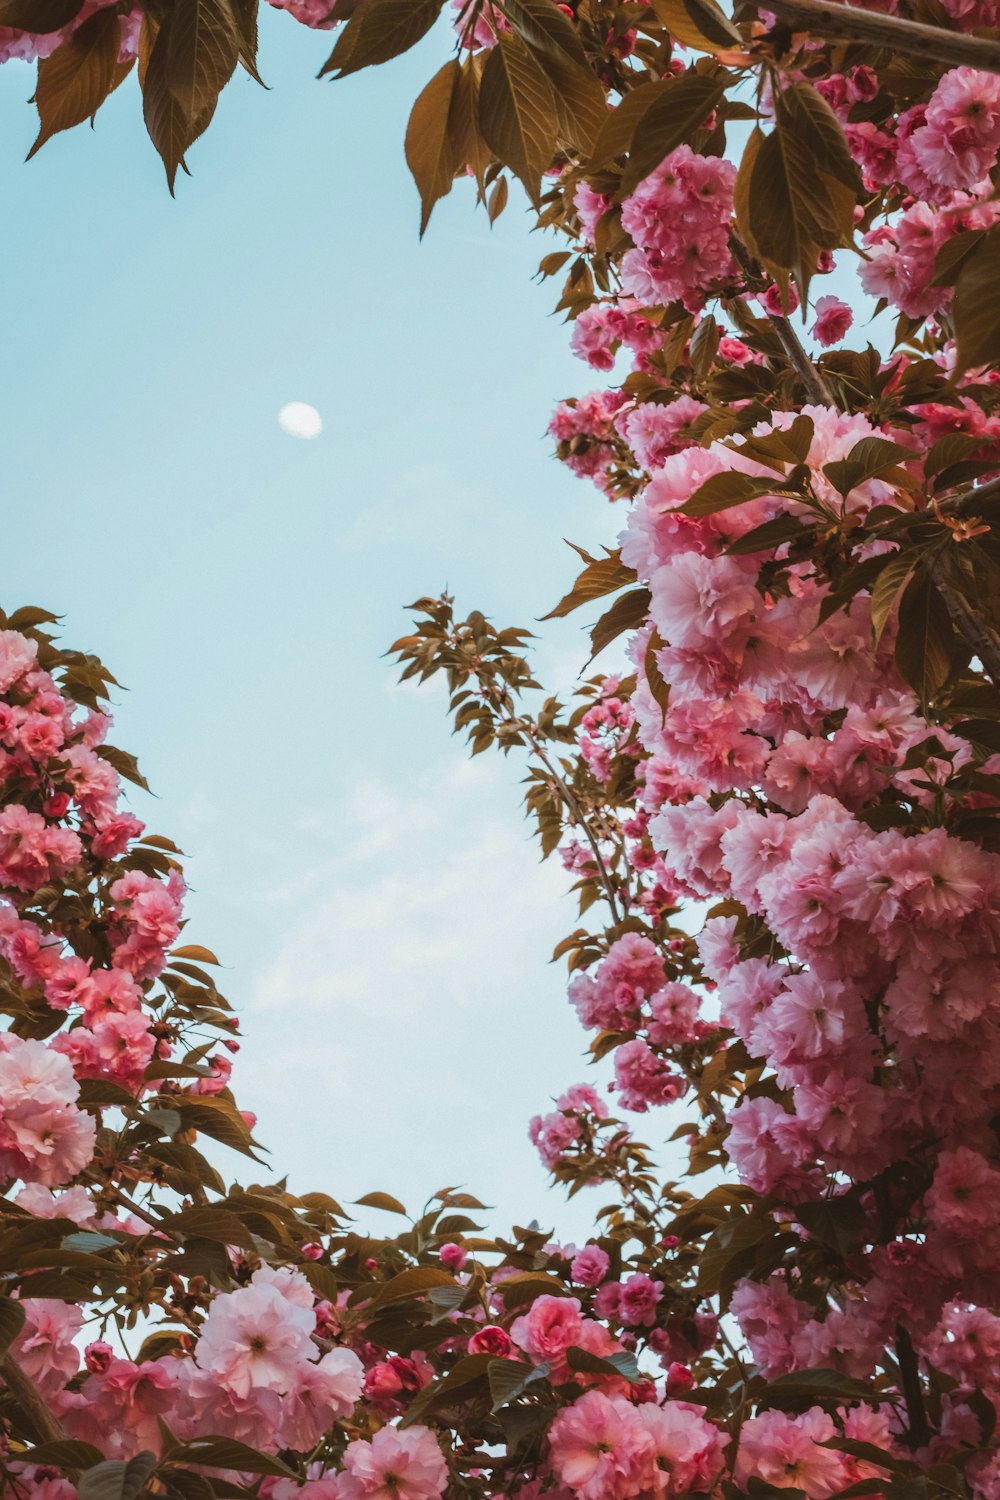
[[617, 147, 737, 313]]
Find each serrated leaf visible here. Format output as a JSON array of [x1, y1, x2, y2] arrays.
[[679, 471, 777, 517], [566, 1345, 643, 1382], [320, 0, 441, 79], [650, 0, 742, 51], [478, 33, 558, 204], [400, 1352, 494, 1426], [735, 83, 858, 299], [644, 630, 670, 723], [590, 79, 670, 168], [354, 1191, 408, 1214], [164, 1437, 296, 1478], [371, 1265, 456, 1306], [28, 8, 121, 159], [823, 436, 912, 498], [621, 66, 729, 193], [406, 59, 461, 235], [894, 569, 954, 701], [503, 0, 589, 67], [542, 548, 636, 619], [79, 1453, 158, 1500], [953, 226, 1000, 376], [171, 944, 221, 964], [142, 13, 216, 191], [165, 0, 239, 116], [488, 1356, 551, 1411], [590, 587, 652, 658], [869, 552, 916, 644]]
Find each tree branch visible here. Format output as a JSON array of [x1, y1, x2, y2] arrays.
[[1, 1352, 71, 1446], [894, 1323, 930, 1449], [729, 237, 835, 407], [765, 0, 1000, 76]]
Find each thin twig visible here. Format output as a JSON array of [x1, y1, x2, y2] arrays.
[[766, 0, 1000, 75], [729, 237, 835, 407]]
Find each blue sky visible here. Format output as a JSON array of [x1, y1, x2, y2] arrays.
[[0, 10, 627, 1241]]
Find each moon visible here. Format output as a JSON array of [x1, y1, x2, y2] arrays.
[[278, 402, 323, 440]]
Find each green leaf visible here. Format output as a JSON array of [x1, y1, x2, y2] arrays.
[[621, 65, 729, 194], [28, 8, 122, 159], [823, 437, 912, 498], [406, 59, 461, 235], [478, 33, 558, 204], [0, 0, 82, 29], [400, 1352, 495, 1427], [18, 1440, 105, 1470], [953, 226, 1000, 376], [165, 0, 239, 116], [354, 1190, 408, 1214], [141, 9, 218, 190], [79, 1453, 158, 1500], [761, 1368, 891, 1410], [894, 568, 954, 702], [0, 1297, 25, 1358], [371, 1265, 457, 1306], [727, 514, 809, 556], [869, 552, 917, 644], [679, 471, 777, 517], [320, 0, 442, 78], [488, 1356, 551, 1411], [590, 79, 672, 169], [503, 0, 589, 67], [542, 547, 636, 619], [735, 83, 858, 298], [649, 0, 742, 51], [169, 1095, 264, 1159], [164, 1437, 296, 1478], [589, 587, 652, 658], [566, 1346, 643, 1382]]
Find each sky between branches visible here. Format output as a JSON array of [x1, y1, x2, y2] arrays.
[[0, 4, 640, 1243]]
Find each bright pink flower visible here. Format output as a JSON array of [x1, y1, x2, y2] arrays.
[[336, 1425, 448, 1500]]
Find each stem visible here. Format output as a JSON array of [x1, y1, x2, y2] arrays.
[[894, 1323, 930, 1448], [519, 718, 625, 925], [766, 0, 1000, 75], [729, 237, 835, 407], [1, 1353, 71, 1446]]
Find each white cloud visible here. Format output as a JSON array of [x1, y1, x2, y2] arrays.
[[235, 756, 606, 1236]]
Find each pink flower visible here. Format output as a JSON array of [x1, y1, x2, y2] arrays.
[[634, 1400, 726, 1493], [571, 1244, 611, 1287], [336, 1425, 448, 1500], [547, 1390, 655, 1500], [439, 1241, 467, 1270], [619, 1272, 664, 1328], [511, 1295, 584, 1377], [0, 630, 38, 692], [811, 296, 853, 347], [736, 1407, 849, 1498], [926, 1147, 1000, 1237], [195, 1275, 316, 1398], [12, 1298, 84, 1397], [468, 1324, 513, 1357]]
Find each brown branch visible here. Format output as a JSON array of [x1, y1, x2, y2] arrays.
[[1, 1352, 71, 1447], [940, 473, 1000, 518], [766, 0, 1000, 76], [894, 1323, 930, 1448], [729, 237, 835, 407]]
